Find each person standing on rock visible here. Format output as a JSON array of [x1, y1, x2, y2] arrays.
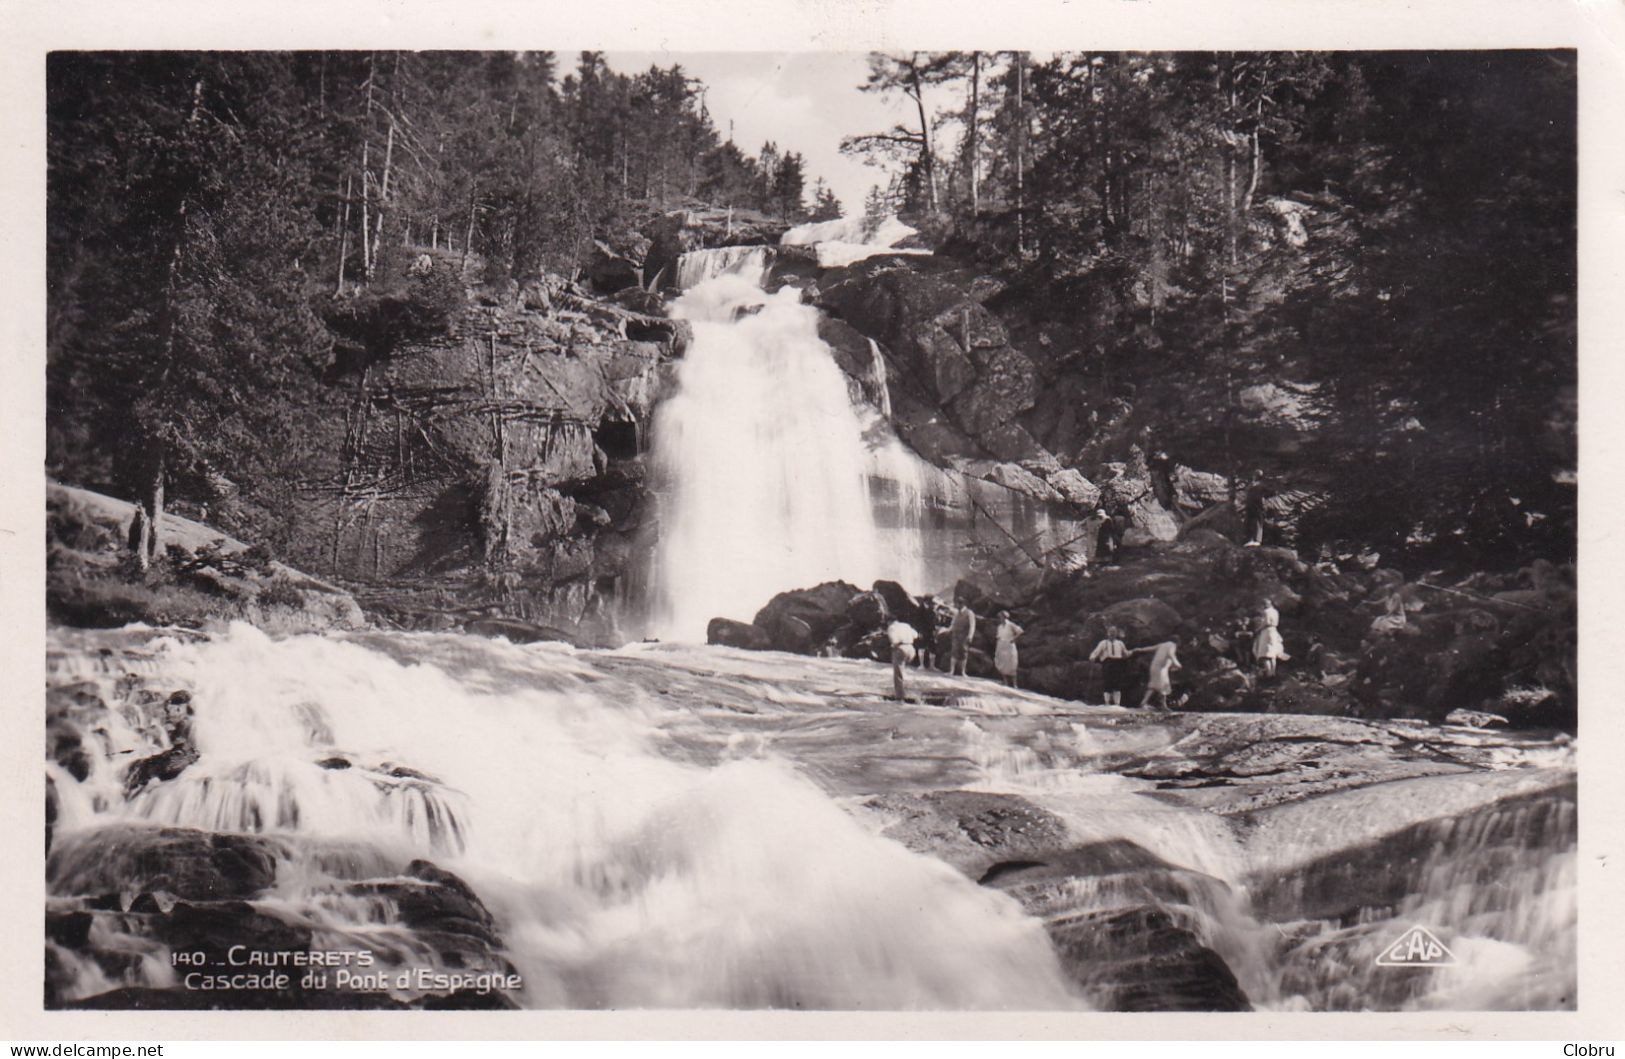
[[1253, 599, 1289, 678], [1243, 471, 1273, 547], [948, 599, 977, 676], [1088, 625, 1131, 706], [993, 610, 1024, 688], [1229, 612, 1256, 671], [886, 619, 919, 702], [925, 602, 953, 671], [1094, 508, 1120, 563], [1149, 450, 1180, 520], [1132, 637, 1182, 711]]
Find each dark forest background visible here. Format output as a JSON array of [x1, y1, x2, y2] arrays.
[[46, 50, 1575, 574]]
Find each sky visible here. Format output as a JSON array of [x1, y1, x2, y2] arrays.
[[600, 52, 919, 215]]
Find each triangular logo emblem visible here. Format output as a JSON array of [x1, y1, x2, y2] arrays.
[[1375, 925, 1456, 967]]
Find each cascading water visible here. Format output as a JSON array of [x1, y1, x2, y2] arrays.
[[47, 624, 1577, 1011], [47, 624, 1082, 1010], [947, 713, 1577, 1012], [867, 338, 893, 418], [649, 244, 931, 640]]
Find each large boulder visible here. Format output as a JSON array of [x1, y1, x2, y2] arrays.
[[48, 827, 287, 902], [706, 618, 774, 651], [914, 326, 979, 404], [817, 262, 1041, 424], [1047, 468, 1103, 510], [752, 581, 864, 654], [1082, 598, 1183, 645], [872, 579, 931, 634], [949, 347, 1040, 437], [583, 239, 643, 293], [816, 317, 891, 407], [845, 590, 889, 630]]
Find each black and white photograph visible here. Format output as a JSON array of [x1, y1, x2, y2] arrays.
[[6, 0, 1623, 1042]]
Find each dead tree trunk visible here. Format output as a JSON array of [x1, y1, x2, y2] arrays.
[[135, 76, 205, 569], [1014, 52, 1028, 256], [335, 173, 353, 294], [371, 116, 395, 276], [360, 52, 377, 281], [908, 55, 938, 212], [968, 51, 982, 217]]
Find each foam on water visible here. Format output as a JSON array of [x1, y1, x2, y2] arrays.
[[50, 624, 1083, 1010]]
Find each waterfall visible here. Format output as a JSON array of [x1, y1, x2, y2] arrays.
[[649, 246, 931, 640], [867, 338, 892, 418], [781, 215, 933, 268], [675, 244, 771, 290], [46, 625, 1082, 1010]]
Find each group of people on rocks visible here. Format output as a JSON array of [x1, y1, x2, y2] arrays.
[[885, 598, 1025, 702], [884, 592, 1289, 711], [1085, 629, 1184, 710], [879, 462, 1294, 704]]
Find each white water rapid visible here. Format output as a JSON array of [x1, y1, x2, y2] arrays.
[[47, 625, 1577, 1012], [47, 625, 1081, 1009], [649, 243, 930, 640]]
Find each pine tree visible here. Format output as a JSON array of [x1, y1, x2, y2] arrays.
[[810, 178, 843, 221]]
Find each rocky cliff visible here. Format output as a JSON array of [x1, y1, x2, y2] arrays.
[[304, 256, 692, 642]]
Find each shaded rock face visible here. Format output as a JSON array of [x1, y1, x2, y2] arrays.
[[310, 275, 685, 642], [814, 257, 1175, 548], [583, 231, 652, 294], [819, 262, 1040, 457]]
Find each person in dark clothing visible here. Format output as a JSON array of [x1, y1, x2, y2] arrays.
[[1095, 506, 1127, 563], [1094, 509, 1117, 562], [1149, 450, 1178, 516], [923, 601, 952, 671], [1230, 612, 1256, 671], [1243, 471, 1273, 547]]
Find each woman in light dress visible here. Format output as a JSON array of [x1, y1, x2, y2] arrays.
[[993, 610, 1024, 689], [1132, 638, 1182, 711], [1253, 597, 1289, 677]]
